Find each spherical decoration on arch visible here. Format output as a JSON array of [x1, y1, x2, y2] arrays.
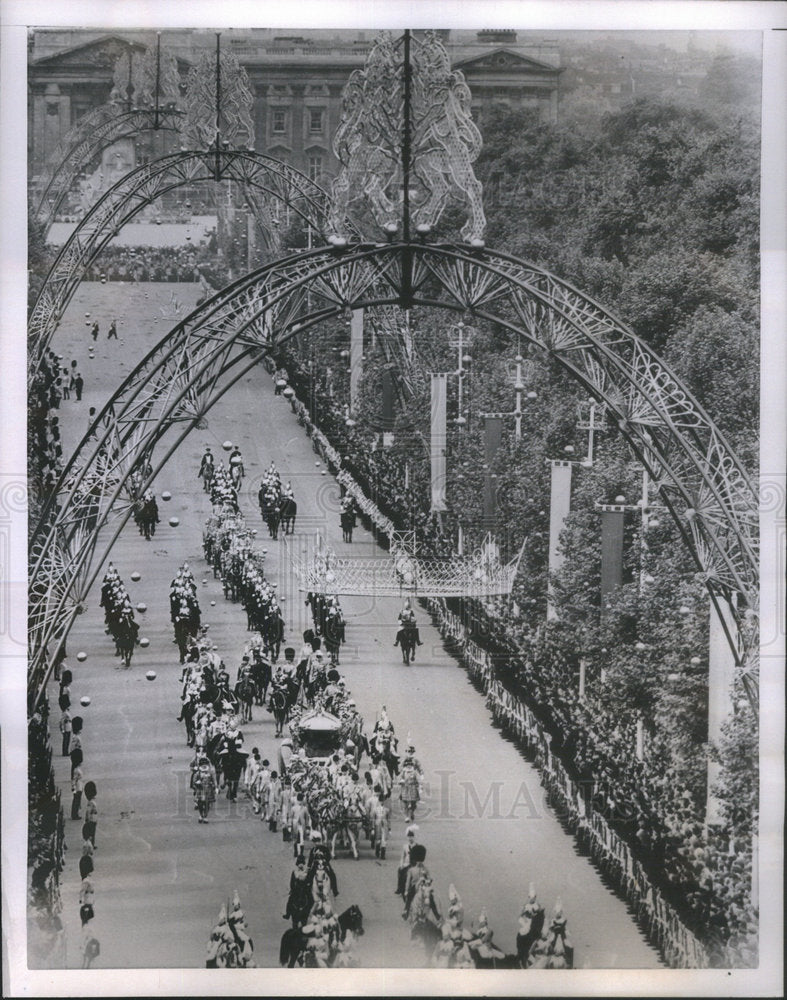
[[139, 637, 150, 648], [130, 571, 141, 582], [161, 491, 172, 501], [169, 516, 180, 527], [77, 651, 87, 662], [136, 602, 147, 614], [222, 440, 233, 451], [145, 670, 157, 681], [80, 695, 91, 707]]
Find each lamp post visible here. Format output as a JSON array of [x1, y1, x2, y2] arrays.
[[429, 322, 473, 515], [446, 321, 473, 429], [576, 398, 606, 466]]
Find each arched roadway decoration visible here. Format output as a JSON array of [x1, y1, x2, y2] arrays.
[[28, 243, 759, 710], [28, 149, 342, 370], [33, 106, 184, 226]]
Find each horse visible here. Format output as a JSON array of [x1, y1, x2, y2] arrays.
[[279, 905, 364, 968], [230, 463, 243, 489], [323, 614, 345, 667], [260, 490, 281, 539], [407, 878, 442, 958], [340, 507, 356, 543], [200, 461, 215, 494], [396, 621, 418, 665], [234, 674, 255, 724], [368, 793, 391, 859], [306, 592, 325, 633], [258, 484, 277, 519], [327, 793, 365, 860], [250, 653, 272, 706], [280, 496, 297, 535], [305, 667, 327, 707], [261, 610, 284, 662], [114, 618, 138, 669], [283, 873, 313, 930], [370, 729, 399, 780], [270, 686, 289, 738]]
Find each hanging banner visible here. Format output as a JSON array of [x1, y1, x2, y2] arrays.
[[483, 416, 503, 522], [350, 309, 363, 412], [600, 507, 625, 616], [430, 373, 447, 511], [547, 460, 573, 620]]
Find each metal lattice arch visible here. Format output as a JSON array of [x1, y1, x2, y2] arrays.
[[28, 242, 759, 710], [33, 105, 185, 227], [28, 148, 348, 368]]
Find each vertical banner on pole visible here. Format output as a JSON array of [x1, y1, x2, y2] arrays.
[[706, 596, 738, 825], [600, 506, 625, 617], [430, 374, 447, 511], [381, 367, 394, 428], [547, 460, 573, 620], [350, 309, 363, 412], [483, 416, 502, 522]]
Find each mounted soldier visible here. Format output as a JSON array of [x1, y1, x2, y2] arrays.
[[198, 445, 215, 493]]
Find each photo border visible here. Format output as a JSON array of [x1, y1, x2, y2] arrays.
[[2, 1, 784, 996]]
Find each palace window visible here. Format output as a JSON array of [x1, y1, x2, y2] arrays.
[[309, 108, 324, 134], [308, 155, 323, 181], [272, 109, 287, 133]]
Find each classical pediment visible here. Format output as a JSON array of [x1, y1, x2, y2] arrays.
[[454, 48, 561, 75], [32, 35, 148, 70]]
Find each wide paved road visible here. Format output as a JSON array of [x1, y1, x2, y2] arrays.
[[46, 282, 660, 970]]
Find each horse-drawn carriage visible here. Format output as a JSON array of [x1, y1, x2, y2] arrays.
[[290, 706, 344, 761], [288, 705, 375, 860]]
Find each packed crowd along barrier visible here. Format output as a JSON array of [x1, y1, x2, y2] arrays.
[[425, 595, 709, 970]]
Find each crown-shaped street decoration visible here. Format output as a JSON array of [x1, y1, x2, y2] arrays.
[[329, 30, 486, 243], [285, 530, 523, 598], [111, 40, 181, 110], [182, 37, 255, 150]]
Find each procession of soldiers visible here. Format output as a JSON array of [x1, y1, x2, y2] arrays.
[[186, 445, 574, 970], [98, 564, 140, 669]]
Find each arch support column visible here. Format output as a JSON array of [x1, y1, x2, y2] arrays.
[[547, 459, 573, 620]]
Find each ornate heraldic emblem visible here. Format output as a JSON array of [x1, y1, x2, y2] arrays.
[[329, 30, 486, 242]]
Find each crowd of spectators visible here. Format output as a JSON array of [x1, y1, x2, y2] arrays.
[[273, 343, 757, 967], [29, 349, 76, 497], [471, 615, 756, 960], [82, 244, 208, 283]]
